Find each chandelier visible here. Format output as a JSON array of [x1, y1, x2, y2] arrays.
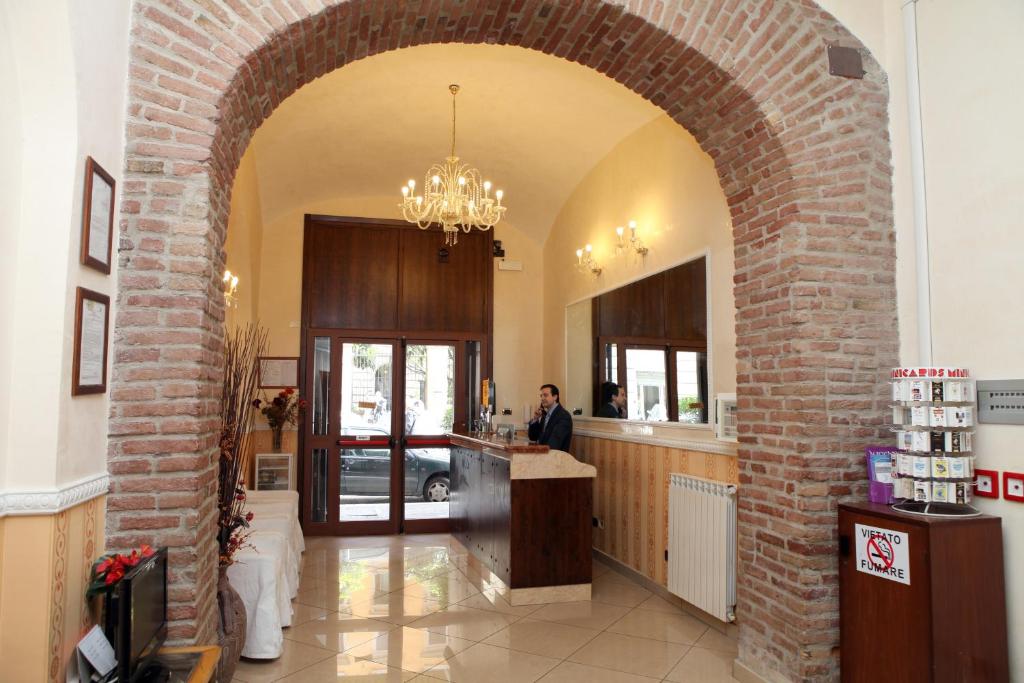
[[399, 84, 506, 245]]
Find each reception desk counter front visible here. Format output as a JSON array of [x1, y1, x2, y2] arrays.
[[447, 433, 597, 605]]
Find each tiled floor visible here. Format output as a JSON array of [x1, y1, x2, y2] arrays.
[[232, 534, 740, 683]]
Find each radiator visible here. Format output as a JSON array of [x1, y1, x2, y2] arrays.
[[667, 473, 737, 622]]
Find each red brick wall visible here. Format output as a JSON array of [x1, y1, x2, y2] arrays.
[[111, 1, 896, 678]]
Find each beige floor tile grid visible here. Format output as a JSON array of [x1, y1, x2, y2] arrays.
[[232, 535, 739, 683]]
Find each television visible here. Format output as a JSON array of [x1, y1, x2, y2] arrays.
[[103, 547, 168, 682]]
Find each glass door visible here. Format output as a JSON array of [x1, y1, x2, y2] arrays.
[[303, 336, 402, 535], [403, 342, 458, 533], [303, 333, 481, 535]]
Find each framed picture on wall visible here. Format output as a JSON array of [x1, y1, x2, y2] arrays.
[[259, 357, 299, 388], [81, 156, 115, 274], [72, 287, 110, 396]]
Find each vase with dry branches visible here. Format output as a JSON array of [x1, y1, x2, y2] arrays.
[[217, 323, 267, 678], [218, 323, 266, 563]]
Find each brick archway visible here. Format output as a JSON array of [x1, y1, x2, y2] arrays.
[[110, 2, 897, 679]]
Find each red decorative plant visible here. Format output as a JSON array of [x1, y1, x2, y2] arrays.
[[86, 545, 155, 597]]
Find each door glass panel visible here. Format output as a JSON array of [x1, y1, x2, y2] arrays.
[[465, 341, 481, 427], [311, 447, 328, 523], [604, 342, 618, 384], [340, 342, 393, 435], [403, 447, 451, 521], [405, 345, 455, 435], [313, 337, 330, 435], [626, 348, 668, 421], [675, 351, 705, 424], [405, 345, 454, 522], [339, 447, 391, 522]]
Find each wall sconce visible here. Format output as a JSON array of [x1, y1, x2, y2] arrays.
[[575, 244, 602, 277], [615, 220, 648, 257], [223, 269, 239, 307]]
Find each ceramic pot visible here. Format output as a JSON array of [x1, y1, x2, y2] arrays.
[[217, 566, 247, 682]]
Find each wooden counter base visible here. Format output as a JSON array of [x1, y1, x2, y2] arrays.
[[448, 435, 595, 601]]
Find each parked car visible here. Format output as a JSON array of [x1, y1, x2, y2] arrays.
[[340, 427, 450, 502]]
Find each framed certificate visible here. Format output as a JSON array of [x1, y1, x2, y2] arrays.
[[72, 288, 110, 395], [81, 157, 115, 274], [259, 357, 299, 388]]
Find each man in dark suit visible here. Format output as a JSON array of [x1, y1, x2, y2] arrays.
[[596, 381, 625, 419], [527, 384, 573, 451]]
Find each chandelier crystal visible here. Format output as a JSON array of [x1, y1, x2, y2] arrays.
[[399, 84, 506, 245]]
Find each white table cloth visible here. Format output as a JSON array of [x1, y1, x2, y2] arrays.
[[228, 531, 292, 658], [246, 512, 302, 598], [226, 489, 305, 659]]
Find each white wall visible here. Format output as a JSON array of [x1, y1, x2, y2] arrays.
[[0, 2, 23, 492], [819, 1, 1023, 676], [0, 0, 129, 492], [915, 2, 1024, 677]]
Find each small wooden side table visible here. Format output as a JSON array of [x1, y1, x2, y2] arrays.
[[155, 645, 220, 683]]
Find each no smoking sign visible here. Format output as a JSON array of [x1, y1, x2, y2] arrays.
[[855, 523, 910, 585]]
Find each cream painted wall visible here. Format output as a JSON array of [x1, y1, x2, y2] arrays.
[[542, 115, 737, 434], [59, 0, 130, 485], [0, 0, 128, 490], [817, 1, 1023, 676], [0, 3, 22, 491], [227, 187, 543, 415], [225, 150, 265, 330]]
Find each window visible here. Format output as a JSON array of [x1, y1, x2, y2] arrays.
[[625, 348, 668, 421], [600, 340, 708, 423]]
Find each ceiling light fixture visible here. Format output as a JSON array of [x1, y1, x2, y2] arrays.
[[399, 84, 506, 245]]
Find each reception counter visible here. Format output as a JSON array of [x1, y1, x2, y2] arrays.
[[447, 433, 597, 604]]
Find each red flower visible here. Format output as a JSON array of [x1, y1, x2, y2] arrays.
[[284, 387, 295, 395], [141, 545, 155, 558], [245, 511, 254, 522], [105, 565, 125, 585]]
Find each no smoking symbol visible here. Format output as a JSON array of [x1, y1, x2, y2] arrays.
[[867, 535, 894, 570]]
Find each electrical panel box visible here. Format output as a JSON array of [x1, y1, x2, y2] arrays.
[[977, 379, 1024, 425]]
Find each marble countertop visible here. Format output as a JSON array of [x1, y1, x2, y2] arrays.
[[447, 432, 596, 480]]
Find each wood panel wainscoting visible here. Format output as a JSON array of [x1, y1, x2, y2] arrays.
[[0, 494, 107, 682], [573, 434, 738, 588]]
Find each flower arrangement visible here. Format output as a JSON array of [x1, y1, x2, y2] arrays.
[[87, 545, 156, 598], [254, 388, 307, 452]]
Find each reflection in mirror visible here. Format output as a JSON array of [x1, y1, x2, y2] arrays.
[[566, 256, 710, 425]]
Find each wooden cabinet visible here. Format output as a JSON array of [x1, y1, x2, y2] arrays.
[[838, 503, 1009, 683], [450, 442, 591, 592]]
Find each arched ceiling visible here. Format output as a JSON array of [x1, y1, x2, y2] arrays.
[[245, 43, 668, 244]]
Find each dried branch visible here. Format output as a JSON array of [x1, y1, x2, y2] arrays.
[[218, 323, 267, 565]]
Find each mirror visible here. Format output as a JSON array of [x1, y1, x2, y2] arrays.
[[566, 256, 710, 425]]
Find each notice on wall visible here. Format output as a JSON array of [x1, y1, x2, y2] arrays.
[[855, 523, 910, 585]]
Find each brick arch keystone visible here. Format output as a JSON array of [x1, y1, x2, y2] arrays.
[[111, 1, 897, 679]]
